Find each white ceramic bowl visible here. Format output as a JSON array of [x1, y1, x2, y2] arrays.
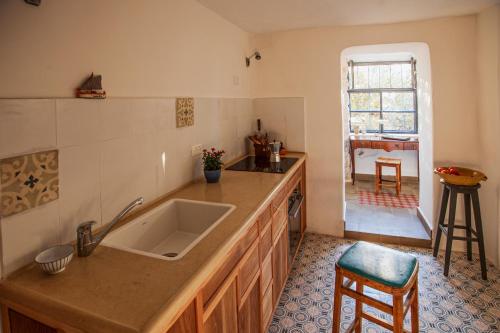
[[35, 244, 74, 274]]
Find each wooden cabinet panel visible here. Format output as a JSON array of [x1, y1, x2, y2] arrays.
[[272, 225, 288, 307], [271, 186, 287, 212], [167, 301, 197, 333], [272, 201, 287, 243], [403, 142, 419, 150], [203, 221, 258, 307], [237, 241, 260, 301], [7, 309, 56, 333], [287, 167, 302, 193], [260, 251, 272, 295], [259, 224, 272, 263], [204, 280, 238, 333], [261, 281, 273, 332], [352, 140, 371, 149], [238, 275, 261, 333], [257, 205, 272, 233]]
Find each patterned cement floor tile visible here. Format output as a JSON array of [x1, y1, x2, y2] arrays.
[[269, 233, 499, 333]]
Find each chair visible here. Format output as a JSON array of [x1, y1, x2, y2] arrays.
[[332, 241, 419, 333], [375, 157, 402, 195]]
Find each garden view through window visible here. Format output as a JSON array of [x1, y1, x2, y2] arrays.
[[348, 59, 418, 134]]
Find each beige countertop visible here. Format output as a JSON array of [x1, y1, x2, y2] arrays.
[[0, 153, 306, 333]]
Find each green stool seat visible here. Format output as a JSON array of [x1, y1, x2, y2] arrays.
[[338, 241, 417, 288]]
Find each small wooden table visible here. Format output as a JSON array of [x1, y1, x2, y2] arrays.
[[349, 135, 419, 184]]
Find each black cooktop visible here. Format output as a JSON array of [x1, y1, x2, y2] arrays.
[[226, 156, 298, 174]]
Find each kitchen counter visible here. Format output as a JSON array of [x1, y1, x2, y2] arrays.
[[0, 153, 306, 333]]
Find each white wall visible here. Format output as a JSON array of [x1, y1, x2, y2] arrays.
[[0, 0, 255, 98], [0, 97, 255, 276], [252, 16, 487, 258], [477, 6, 500, 266], [253, 98, 306, 152]]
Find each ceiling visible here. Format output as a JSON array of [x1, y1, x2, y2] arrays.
[[197, 0, 499, 33]]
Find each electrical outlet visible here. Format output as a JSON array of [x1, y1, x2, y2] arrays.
[[191, 144, 203, 156]]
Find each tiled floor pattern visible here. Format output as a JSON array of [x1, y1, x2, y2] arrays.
[[345, 180, 428, 239], [269, 233, 499, 333]]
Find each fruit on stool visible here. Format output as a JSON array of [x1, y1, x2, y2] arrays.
[[436, 166, 461, 176]]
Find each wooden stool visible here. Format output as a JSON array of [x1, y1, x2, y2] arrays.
[[375, 157, 402, 195], [433, 180, 487, 280], [332, 241, 419, 333]]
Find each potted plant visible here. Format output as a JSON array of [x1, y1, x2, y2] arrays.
[[202, 148, 225, 183]]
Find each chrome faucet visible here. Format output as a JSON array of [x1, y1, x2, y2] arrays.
[[76, 197, 144, 257]]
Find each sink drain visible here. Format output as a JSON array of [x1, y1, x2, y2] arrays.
[[162, 252, 178, 258]]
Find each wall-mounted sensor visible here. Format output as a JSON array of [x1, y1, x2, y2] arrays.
[[246, 51, 262, 67]]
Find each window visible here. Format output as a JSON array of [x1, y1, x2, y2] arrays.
[[348, 59, 418, 134]]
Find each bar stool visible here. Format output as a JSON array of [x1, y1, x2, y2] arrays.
[[375, 157, 402, 195], [332, 241, 419, 333], [433, 180, 487, 280]]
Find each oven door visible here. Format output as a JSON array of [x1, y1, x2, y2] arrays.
[[288, 192, 303, 265]]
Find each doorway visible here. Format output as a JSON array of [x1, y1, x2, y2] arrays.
[[340, 43, 434, 247]]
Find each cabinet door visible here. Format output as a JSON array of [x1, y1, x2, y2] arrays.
[[204, 279, 238, 333], [272, 224, 288, 306], [238, 275, 261, 333], [167, 301, 197, 333], [6, 309, 56, 333]]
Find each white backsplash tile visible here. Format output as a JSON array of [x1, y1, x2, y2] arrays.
[[56, 99, 102, 148], [0, 99, 56, 159], [100, 99, 134, 141], [58, 144, 102, 243], [1, 201, 61, 276]]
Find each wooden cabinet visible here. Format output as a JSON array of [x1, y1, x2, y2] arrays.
[[238, 274, 261, 333], [203, 279, 239, 333], [272, 224, 288, 307], [167, 302, 197, 333], [4, 309, 56, 333]]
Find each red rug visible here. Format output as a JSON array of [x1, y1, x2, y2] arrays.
[[357, 190, 418, 209]]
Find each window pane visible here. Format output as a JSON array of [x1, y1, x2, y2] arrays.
[[382, 113, 415, 132], [390, 64, 403, 88], [382, 92, 414, 111], [354, 66, 368, 88], [379, 65, 391, 88], [350, 112, 380, 132], [368, 66, 380, 88], [401, 63, 412, 88], [350, 92, 380, 111]]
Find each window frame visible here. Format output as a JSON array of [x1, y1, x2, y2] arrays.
[[347, 59, 418, 134]]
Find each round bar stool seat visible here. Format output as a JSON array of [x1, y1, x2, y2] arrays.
[[375, 157, 402, 196], [332, 241, 419, 333]]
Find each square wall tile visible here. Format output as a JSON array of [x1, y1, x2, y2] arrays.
[[176, 97, 194, 128], [0, 99, 56, 159], [1, 150, 59, 217], [1, 201, 61, 277], [56, 99, 101, 148], [58, 144, 101, 243]]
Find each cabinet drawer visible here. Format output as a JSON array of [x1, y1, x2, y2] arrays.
[[372, 141, 403, 151], [261, 251, 272, 295], [271, 186, 288, 212], [260, 223, 272, 262], [287, 167, 302, 192], [351, 140, 371, 149], [403, 142, 419, 150], [257, 205, 272, 233], [272, 200, 287, 243], [202, 221, 258, 307], [261, 281, 273, 331], [238, 240, 260, 301]]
